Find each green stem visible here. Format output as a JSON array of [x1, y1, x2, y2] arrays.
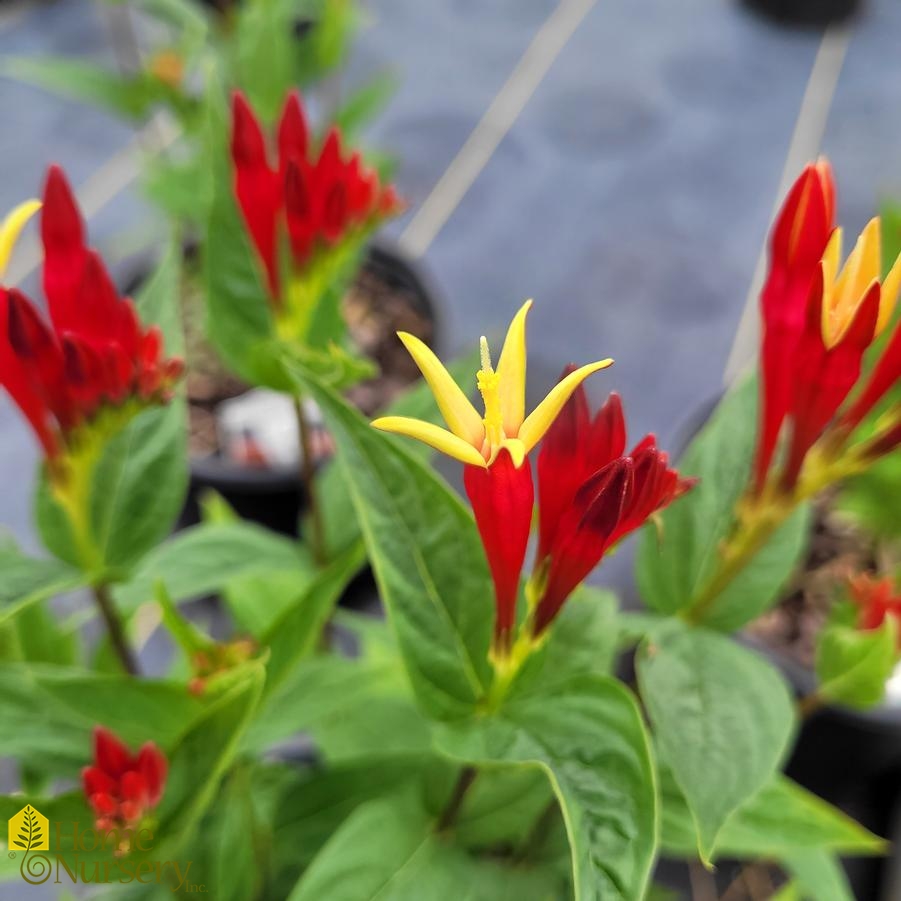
[[516, 799, 559, 863], [682, 505, 789, 625], [436, 766, 477, 832], [294, 396, 327, 566], [92, 583, 139, 676]]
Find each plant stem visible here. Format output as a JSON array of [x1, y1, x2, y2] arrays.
[[688, 861, 717, 901], [797, 690, 823, 720], [92, 583, 139, 676], [516, 799, 559, 863], [682, 503, 790, 625], [294, 396, 326, 566], [436, 766, 477, 832]]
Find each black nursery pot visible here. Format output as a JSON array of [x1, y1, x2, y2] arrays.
[[740, 0, 863, 27], [178, 242, 441, 537]]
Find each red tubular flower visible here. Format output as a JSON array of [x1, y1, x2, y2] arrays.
[[230, 91, 403, 306], [82, 727, 167, 832], [464, 449, 534, 654], [531, 378, 694, 636], [753, 160, 901, 494], [849, 574, 901, 638], [0, 167, 182, 469], [373, 304, 612, 657], [755, 161, 836, 490]]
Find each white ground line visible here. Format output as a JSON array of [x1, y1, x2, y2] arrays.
[[398, 0, 597, 259], [721, 25, 852, 387]]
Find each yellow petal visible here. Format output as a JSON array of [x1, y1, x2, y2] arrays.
[[821, 228, 842, 288], [397, 332, 484, 447], [518, 358, 614, 452], [834, 218, 881, 321], [0, 199, 40, 279], [372, 416, 486, 467], [495, 299, 532, 437], [878, 250, 901, 336]]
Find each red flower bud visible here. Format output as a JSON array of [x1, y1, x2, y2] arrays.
[[0, 168, 182, 464], [755, 162, 836, 490], [849, 574, 901, 639], [532, 378, 693, 635], [82, 727, 168, 834], [229, 90, 402, 308]]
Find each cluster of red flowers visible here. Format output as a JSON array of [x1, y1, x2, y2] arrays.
[[231, 91, 402, 303], [755, 161, 901, 494], [82, 727, 168, 833], [531, 378, 695, 636], [467, 374, 693, 651], [0, 166, 182, 465]]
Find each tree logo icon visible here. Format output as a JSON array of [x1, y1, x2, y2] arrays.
[[8, 805, 48, 852], [7, 805, 51, 885]]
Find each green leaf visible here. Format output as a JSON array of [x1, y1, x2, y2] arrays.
[[436, 675, 657, 901], [0, 663, 210, 781], [637, 622, 795, 862], [0, 542, 82, 627], [261, 542, 365, 692], [838, 453, 901, 538], [157, 663, 264, 846], [636, 378, 810, 630], [782, 851, 854, 901], [243, 652, 431, 759], [334, 72, 398, 137], [291, 363, 494, 719], [660, 770, 885, 858], [455, 767, 553, 850], [209, 768, 262, 901], [3, 57, 161, 120], [815, 619, 898, 709], [115, 521, 313, 615], [0, 666, 93, 772], [12, 600, 78, 665], [203, 76, 278, 388], [318, 347, 480, 557], [233, 0, 297, 125], [269, 759, 422, 897], [289, 0, 358, 84], [288, 790, 566, 901], [30, 665, 206, 748]]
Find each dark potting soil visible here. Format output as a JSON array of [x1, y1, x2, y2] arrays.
[[746, 494, 878, 669], [184, 256, 434, 460]]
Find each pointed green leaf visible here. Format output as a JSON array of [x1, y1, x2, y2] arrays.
[[436, 675, 658, 901], [637, 622, 794, 862], [289, 363, 494, 719], [636, 378, 810, 630]]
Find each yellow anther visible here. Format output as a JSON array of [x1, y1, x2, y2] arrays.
[[479, 335, 493, 373]]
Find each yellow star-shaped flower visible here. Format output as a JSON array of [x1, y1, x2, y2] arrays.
[[372, 300, 613, 468]]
